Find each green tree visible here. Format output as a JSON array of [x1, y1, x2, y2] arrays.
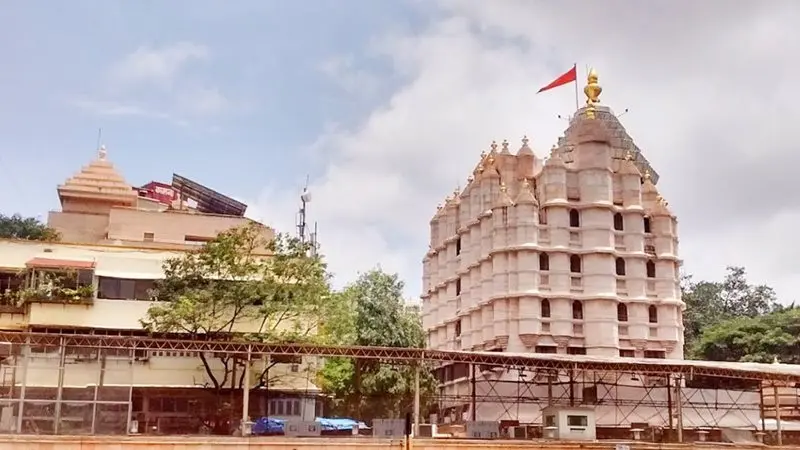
[[691, 307, 800, 364], [317, 268, 435, 420], [141, 223, 333, 429], [0, 213, 60, 241], [683, 266, 779, 354]]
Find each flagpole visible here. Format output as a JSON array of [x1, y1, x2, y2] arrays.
[[573, 63, 579, 112]]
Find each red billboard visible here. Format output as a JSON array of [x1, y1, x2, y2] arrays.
[[138, 181, 177, 205]]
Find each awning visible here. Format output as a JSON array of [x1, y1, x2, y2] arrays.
[[25, 258, 96, 270], [94, 257, 165, 280]]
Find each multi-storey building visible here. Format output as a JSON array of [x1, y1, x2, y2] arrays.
[[421, 71, 687, 425], [0, 147, 320, 434]]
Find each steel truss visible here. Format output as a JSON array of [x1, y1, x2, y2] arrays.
[[0, 331, 798, 383], [433, 365, 766, 434]]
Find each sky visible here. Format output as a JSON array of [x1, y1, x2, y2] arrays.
[[1, 1, 799, 302]]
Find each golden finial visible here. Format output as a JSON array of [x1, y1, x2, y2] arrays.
[[550, 144, 558, 155], [624, 151, 634, 161], [643, 170, 652, 181], [453, 187, 460, 197], [502, 139, 509, 152], [480, 150, 487, 159], [490, 141, 498, 153], [467, 175, 474, 183], [477, 163, 485, 174], [522, 135, 529, 146], [584, 67, 602, 120], [437, 204, 442, 210]]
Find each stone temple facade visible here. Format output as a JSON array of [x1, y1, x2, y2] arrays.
[[420, 72, 684, 423]]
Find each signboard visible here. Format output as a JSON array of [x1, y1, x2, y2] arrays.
[[284, 420, 321, 437], [465, 421, 500, 439], [372, 419, 406, 438], [139, 181, 177, 205]]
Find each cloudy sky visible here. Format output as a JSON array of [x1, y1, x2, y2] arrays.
[[1, 1, 798, 302]]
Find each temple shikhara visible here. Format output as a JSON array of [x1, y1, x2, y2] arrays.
[[421, 70, 690, 424]]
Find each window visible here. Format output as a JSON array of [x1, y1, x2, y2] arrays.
[[582, 386, 598, 403], [572, 300, 583, 320], [643, 216, 651, 233], [541, 299, 551, 318], [644, 350, 666, 359], [617, 303, 628, 322], [567, 347, 586, 355], [613, 213, 624, 231], [646, 260, 656, 278], [455, 319, 462, 337], [455, 237, 462, 255], [567, 415, 588, 427], [648, 305, 658, 323], [539, 253, 550, 271], [185, 235, 213, 243], [619, 349, 635, 358], [98, 277, 156, 301], [455, 278, 462, 296], [143, 232, 154, 242], [535, 345, 558, 354], [570, 255, 582, 273], [615, 257, 626, 276], [569, 209, 580, 228]]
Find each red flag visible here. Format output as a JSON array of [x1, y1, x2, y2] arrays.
[[537, 65, 577, 94]]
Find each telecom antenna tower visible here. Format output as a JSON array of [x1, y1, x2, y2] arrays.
[[296, 177, 319, 256]]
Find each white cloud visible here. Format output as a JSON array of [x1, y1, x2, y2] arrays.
[[250, 1, 800, 302], [108, 42, 209, 87], [74, 42, 229, 123]]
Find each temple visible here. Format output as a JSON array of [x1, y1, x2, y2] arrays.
[[421, 69, 685, 423]]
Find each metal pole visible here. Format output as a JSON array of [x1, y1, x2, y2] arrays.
[[573, 63, 580, 111], [241, 346, 252, 435], [125, 348, 134, 434], [675, 376, 683, 443], [759, 382, 766, 436], [470, 364, 476, 421], [413, 363, 421, 434], [53, 337, 66, 434], [15, 336, 30, 434], [774, 384, 783, 446], [91, 351, 106, 435], [666, 374, 673, 437]]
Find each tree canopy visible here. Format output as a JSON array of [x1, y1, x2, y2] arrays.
[[0, 213, 59, 241], [690, 307, 800, 364], [141, 223, 333, 392], [682, 266, 779, 354], [317, 268, 435, 420]]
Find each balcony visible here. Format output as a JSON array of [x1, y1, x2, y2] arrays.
[[2, 258, 96, 307]]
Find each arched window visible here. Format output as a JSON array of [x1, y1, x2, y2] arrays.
[[617, 303, 628, 322], [646, 260, 656, 278], [539, 253, 550, 271], [572, 300, 583, 320], [569, 209, 580, 228], [643, 216, 652, 233], [570, 255, 582, 273], [615, 257, 626, 276], [613, 213, 624, 231], [648, 305, 658, 323], [541, 299, 551, 318]]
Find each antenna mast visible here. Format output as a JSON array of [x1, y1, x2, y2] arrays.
[[296, 175, 319, 256]]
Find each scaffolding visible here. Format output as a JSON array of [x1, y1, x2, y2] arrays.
[[0, 331, 795, 443]]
